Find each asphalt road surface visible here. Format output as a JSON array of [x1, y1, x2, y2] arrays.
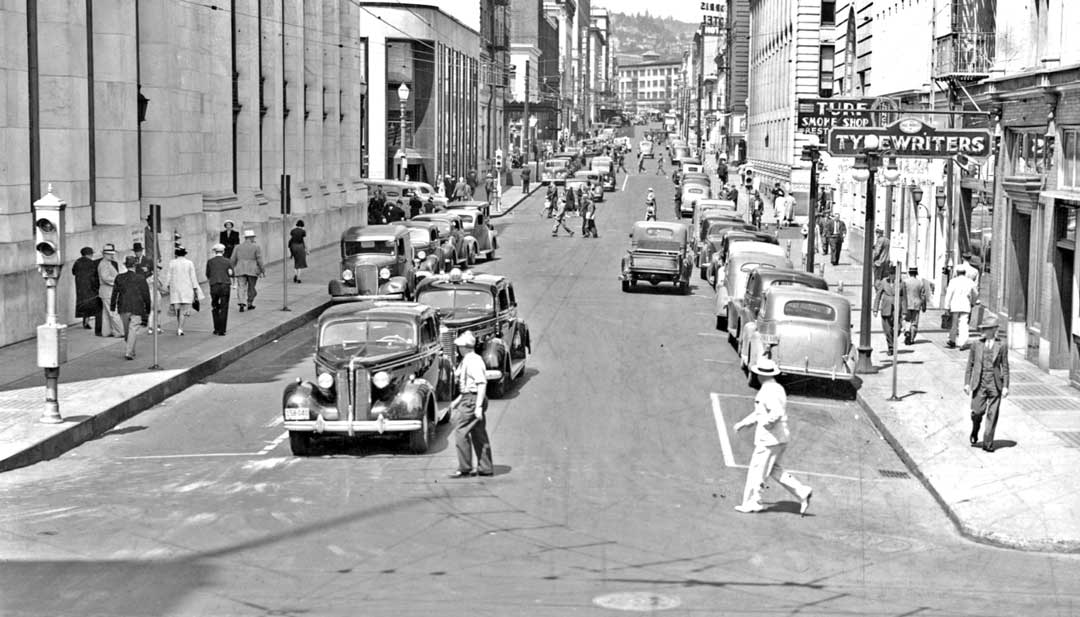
[[2, 130, 1079, 616]]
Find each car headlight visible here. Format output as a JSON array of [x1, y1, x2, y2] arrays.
[[317, 372, 334, 389], [372, 371, 391, 389], [417, 250, 426, 260], [379, 267, 391, 280], [341, 269, 354, 281], [385, 280, 404, 292]]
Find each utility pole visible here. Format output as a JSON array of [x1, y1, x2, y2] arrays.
[[523, 60, 530, 169], [697, 23, 705, 152]]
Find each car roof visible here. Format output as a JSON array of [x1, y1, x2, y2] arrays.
[[417, 272, 507, 291], [754, 267, 828, 288], [320, 301, 432, 323], [633, 220, 689, 234], [765, 285, 849, 305], [697, 199, 736, 207], [729, 241, 787, 257], [400, 220, 437, 229], [341, 224, 407, 240], [414, 213, 461, 222]]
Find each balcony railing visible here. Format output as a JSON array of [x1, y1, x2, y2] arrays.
[[933, 31, 994, 80]]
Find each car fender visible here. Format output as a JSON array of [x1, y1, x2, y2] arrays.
[[482, 337, 508, 371], [282, 380, 336, 421], [399, 377, 436, 420], [741, 322, 760, 357], [463, 236, 479, 255], [380, 276, 409, 298], [328, 279, 348, 296]]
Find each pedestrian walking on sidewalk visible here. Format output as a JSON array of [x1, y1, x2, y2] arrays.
[[97, 244, 124, 338], [551, 197, 574, 237], [872, 228, 890, 281], [944, 265, 977, 349], [448, 331, 493, 478], [110, 255, 152, 360], [873, 268, 900, 355], [164, 246, 203, 336], [288, 220, 308, 283], [732, 358, 813, 515], [219, 220, 240, 259], [520, 166, 531, 193], [901, 267, 931, 344], [72, 246, 100, 332], [964, 314, 1009, 452], [826, 213, 846, 265], [231, 229, 265, 312], [206, 244, 233, 336]]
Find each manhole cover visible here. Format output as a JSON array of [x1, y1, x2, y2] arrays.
[[593, 591, 682, 611]]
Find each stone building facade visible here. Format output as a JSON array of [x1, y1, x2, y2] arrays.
[[1, 0, 380, 348]]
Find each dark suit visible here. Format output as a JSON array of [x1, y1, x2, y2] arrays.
[[206, 255, 233, 334], [110, 270, 151, 358], [965, 337, 1010, 448], [219, 229, 240, 259]]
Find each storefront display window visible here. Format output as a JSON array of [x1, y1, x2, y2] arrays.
[[1008, 130, 1047, 176], [1062, 128, 1080, 189]]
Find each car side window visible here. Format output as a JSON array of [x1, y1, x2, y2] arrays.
[[396, 238, 407, 260], [498, 288, 510, 313], [421, 318, 437, 345], [508, 285, 517, 307]]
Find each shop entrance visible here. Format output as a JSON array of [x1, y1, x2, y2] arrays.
[[1008, 208, 1032, 355]]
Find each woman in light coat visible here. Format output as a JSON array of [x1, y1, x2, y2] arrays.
[[164, 246, 204, 336]]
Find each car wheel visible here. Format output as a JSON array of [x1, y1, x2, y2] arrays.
[[621, 280, 631, 293], [407, 409, 433, 453], [289, 431, 312, 456], [491, 356, 512, 398]]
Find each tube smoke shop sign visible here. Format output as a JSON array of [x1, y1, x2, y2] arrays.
[[827, 117, 992, 158], [797, 97, 880, 138]]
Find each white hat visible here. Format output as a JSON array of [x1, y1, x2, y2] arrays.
[[453, 331, 476, 348], [243, 229, 256, 238], [212, 243, 226, 253], [751, 357, 781, 376]]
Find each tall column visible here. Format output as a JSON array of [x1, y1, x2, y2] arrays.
[[282, 0, 303, 186], [235, 0, 261, 195], [0, 5, 31, 242], [322, 0, 341, 185], [302, 0, 323, 186], [92, 0, 139, 226], [261, 0, 283, 196]]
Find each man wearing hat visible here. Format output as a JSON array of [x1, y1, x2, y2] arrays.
[[219, 220, 240, 259], [871, 227, 890, 281], [448, 330, 494, 478], [964, 314, 1009, 452], [230, 229, 265, 311], [901, 267, 931, 344], [97, 244, 124, 337], [206, 244, 234, 335], [733, 358, 813, 515], [110, 255, 151, 360], [826, 213, 846, 266]]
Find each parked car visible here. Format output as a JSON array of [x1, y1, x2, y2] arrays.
[[413, 213, 476, 266], [566, 171, 603, 202], [681, 163, 704, 175], [328, 225, 417, 302], [693, 201, 744, 241], [542, 158, 571, 185], [678, 184, 710, 218], [699, 223, 768, 283], [731, 267, 829, 343], [639, 140, 655, 159], [363, 179, 448, 210], [695, 199, 738, 218], [414, 269, 531, 398], [714, 246, 792, 330], [445, 201, 498, 260], [400, 220, 447, 276], [282, 302, 450, 455], [671, 145, 691, 165], [738, 287, 855, 385], [620, 221, 694, 294]]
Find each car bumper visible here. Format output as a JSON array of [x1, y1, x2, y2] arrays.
[[330, 292, 405, 303], [621, 269, 681, 281], [284, 418, 422, 433]]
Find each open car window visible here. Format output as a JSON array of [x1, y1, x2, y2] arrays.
[[319, 319, 417, 350]]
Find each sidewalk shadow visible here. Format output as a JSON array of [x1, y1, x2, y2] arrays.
[[987, 439, 1018, 451], [781, 375, 860, 401]]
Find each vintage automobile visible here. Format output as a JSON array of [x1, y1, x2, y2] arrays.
[[714, 245, 792, 330], [678, 184, 710, 218], [692, 201, 744, 240], [639, 139, 655, 159], [282, 302, 450, 455], [590, 157, 617, 191], [412, 212, 476, 266], [414, 269, 531, 398], [681, 163, 704, 175], [445, 201, 498, 261], [620, 221, 695, 294], [738, 287, 855, 385], [698, 220, 765, 281], [363, 179, 448, 210], [565, 171, 603, 201], [328, 225, 418, 302], [542, 158, 571, 185], [400, 220, 447, 276], [730, 267, 828, 343]]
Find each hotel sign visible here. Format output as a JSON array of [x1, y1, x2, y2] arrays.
[[827, 118, 993, 158]]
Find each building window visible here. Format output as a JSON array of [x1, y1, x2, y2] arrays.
[[1008, 130, 1047, 176], [1062, 128, 1080, 188], [819, 46, 835, 98], [822, 1, 836, 26], [1057, 204, 1077, 245]]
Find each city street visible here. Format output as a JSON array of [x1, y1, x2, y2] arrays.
[[2, 144, 1080, 616]]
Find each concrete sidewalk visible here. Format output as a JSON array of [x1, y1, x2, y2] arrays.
[[801, 236, 1080, 553], [0, 188, 538, 474]]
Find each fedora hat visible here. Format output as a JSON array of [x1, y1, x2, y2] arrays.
[[751, 357, 781, 376], [212, 243, 226, 253], [977, 314, 1000, 330], [243, 229, 256, 238], [102, 243, 116, 254], [453, 331, 476, 348]]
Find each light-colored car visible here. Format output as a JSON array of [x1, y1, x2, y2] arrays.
[[681, 163, 704, 175], [445, 201, 498, 261], [542, 158, 571, 185], [639, 140, 655, 159], [363, 179, 448, 210], [678, 184, 710, 218], [738, 287, 855, 385], [714, 245, 791, 330], [731, 267, 829, 343], [620, 221, 694, 294]]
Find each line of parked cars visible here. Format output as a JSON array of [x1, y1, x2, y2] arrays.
[[280, 195, 530, 456]]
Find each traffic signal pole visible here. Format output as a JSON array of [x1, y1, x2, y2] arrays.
[[33, 186, 67, 423], [802, 143, 821, 273]]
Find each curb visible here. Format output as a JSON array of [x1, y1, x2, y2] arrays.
[[853, 389, 1080, 554], [0, 300, 331, 473], [492, 185, 541, 219]]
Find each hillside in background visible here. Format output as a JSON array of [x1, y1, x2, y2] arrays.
[[610, 11, 697, 64]]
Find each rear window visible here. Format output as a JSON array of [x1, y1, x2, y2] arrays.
[[642, 227, 675, 240], [740, 262, 776, 272], [783, 300, 836, 321]]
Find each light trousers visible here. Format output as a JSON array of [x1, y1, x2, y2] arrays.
[[742, 443, 811, 506]]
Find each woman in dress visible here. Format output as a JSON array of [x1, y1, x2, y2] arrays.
[[288, 220, 307, 283], [164, 246, 204, 336]]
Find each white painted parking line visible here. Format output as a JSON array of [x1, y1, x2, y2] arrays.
[[697, 332, 725, 338], [259, 432, 289, 455], [265, 416, 284, 428], [704, 358, 738, 365], [621, 175, 629, 192], [121, 453, 256, 460], [710, 393, 736, 467]]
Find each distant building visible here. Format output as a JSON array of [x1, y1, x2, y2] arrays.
[[617, 60, 683, 117]]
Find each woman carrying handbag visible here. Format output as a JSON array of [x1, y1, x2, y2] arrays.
[[163, 246, 205, 336]]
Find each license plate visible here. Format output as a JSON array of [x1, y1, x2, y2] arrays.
[[284, 407, 310, 421]]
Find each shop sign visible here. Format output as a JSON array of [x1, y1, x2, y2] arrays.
[[827, 118, 992, 158], [797, 97, 879, 139]]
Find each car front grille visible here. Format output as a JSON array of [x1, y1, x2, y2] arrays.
[[355, 264, 379, 295], [351, 367, 371, 420]]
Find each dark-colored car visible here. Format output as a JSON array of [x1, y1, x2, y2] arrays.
[[414, 270, 531, 398], [282, 302, 451, 455], [413, 213, 476, 267], [704, 228, 780, 286], [328, 225, 417, 302], [401, 220, 447, 276], [620, 221, 694, 294]]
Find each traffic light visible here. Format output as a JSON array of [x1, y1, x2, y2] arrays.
[[33, 190, 66, 267], [173, 230, 183, 255], [742, 167, 754, 188], [801, 144, 821, 162], [495, 148, 504, 170]]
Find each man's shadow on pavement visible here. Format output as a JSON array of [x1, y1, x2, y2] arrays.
[[985, 439, 1018, 451]]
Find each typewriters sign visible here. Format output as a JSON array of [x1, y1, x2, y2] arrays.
[[827, 118, 993, 158]]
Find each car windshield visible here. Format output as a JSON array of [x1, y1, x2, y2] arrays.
[[707, 223, 743, 238], [407, 228, 431, 245], [545, 160, 568, 169], [416, 288, 494, 315], [783, 300, 837, 321], [456, 213, 477, 226], [319, 319, 416, 351], [343, 239, 396, 256]]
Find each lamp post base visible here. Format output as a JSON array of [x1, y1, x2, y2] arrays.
[[854, 345, 877, 374]]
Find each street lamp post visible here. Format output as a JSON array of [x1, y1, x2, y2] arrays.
[[529, 114, 539, 180], [397, 82, 410, 181]]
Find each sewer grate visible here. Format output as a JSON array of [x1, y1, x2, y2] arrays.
[[1008, 372, 1041, 383], [1009, 397, 1080, 412], [878, 469, 912, 479], [1053, 432, 1080, 449]]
